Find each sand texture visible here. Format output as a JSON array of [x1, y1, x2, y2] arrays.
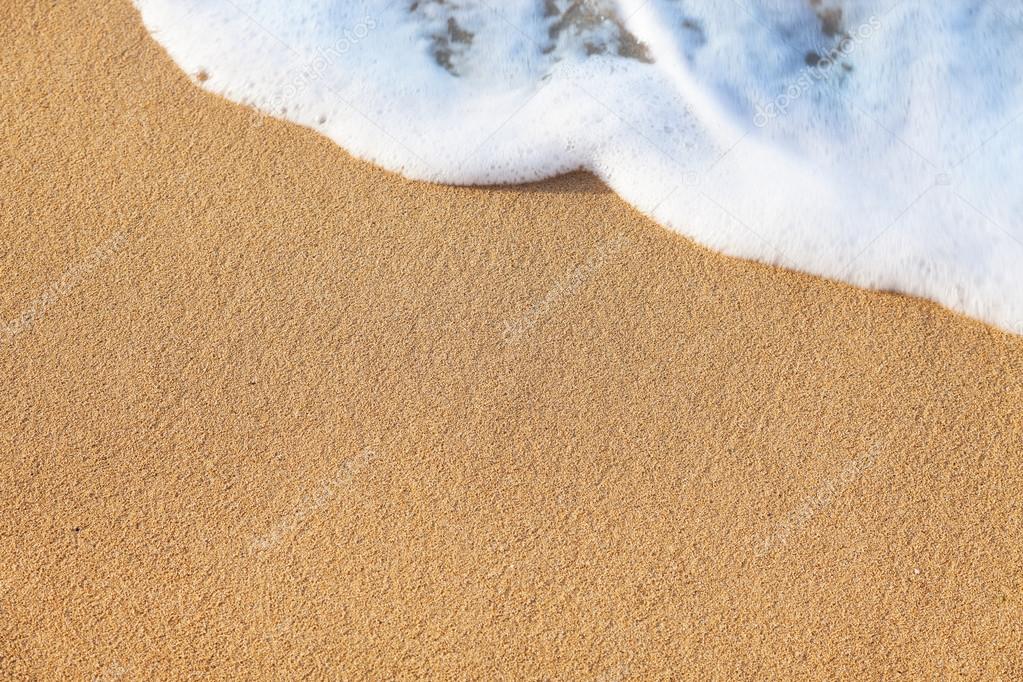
[[2, 1, 1022, 679]]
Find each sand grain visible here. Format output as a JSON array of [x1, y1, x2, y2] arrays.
[[1, 1, 1022, 679]]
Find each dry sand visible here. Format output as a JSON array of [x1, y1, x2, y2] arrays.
[[2, 1, 1022, 679]]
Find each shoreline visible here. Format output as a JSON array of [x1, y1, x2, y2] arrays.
[[2, 1, 1022, 678]]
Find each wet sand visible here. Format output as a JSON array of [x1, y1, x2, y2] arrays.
[[1, 1, 1021, 679]]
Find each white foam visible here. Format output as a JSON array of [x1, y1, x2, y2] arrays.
[[133, 0, 1023, 334]]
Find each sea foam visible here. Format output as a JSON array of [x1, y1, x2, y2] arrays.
[[132, 0, 1023, 334]]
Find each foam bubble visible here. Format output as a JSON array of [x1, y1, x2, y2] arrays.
[[133, 0, 1023, 334]]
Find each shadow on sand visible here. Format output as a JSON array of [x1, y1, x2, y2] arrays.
[[479, 171, 611, 196]]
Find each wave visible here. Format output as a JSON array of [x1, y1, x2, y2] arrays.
[[133, 0, 1023, 334]]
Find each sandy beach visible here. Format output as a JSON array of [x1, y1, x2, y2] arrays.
[[2, 1, 1022, 678]]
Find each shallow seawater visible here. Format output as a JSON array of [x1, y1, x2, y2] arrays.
[[133, 0, 1023, 334]]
